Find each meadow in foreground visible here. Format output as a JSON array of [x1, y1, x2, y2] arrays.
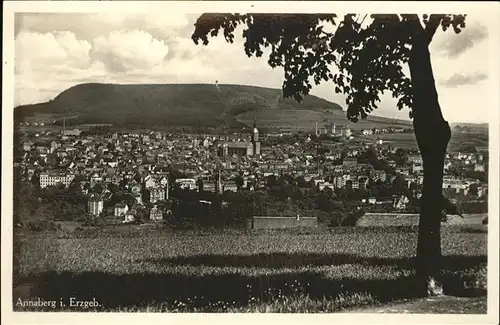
[[13, 226, 487, 312]]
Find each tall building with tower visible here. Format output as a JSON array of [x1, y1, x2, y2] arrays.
[[218, 120, 261, 157], [252, 119, 261, 156]]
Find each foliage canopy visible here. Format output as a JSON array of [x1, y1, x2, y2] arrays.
[[192, 14, 466, 121]]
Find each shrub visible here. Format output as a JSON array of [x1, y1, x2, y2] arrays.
[[341, 209, 366, 226], [25, 220, 61, 232], [328, 211, 348, 227]]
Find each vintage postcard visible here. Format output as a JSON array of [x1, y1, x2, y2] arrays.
[[2, 1, 499, 325]]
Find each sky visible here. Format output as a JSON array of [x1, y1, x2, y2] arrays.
[[13, 11, 496, 123]]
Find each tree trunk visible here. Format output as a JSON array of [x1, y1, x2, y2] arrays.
[[408, 33, 451, 297]]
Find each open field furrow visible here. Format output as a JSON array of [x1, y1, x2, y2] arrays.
[[13, 226, 487, 312]]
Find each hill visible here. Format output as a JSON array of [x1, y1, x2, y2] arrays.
[[15, 83, 411, 131], [450, 123, 489, 133]]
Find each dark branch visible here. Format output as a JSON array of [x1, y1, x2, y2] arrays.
[[192, 13, 466, 123], [425, 14, 444, 44]]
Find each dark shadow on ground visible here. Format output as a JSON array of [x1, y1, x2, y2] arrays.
[[13, 254, 486, 312], [141, 253, 486, 272], [9, 271, 450, 311]]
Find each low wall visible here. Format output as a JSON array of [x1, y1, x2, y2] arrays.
[[249, 216, 319, 230], [357, 213, 486, 227], [357, 213, 419, 227]]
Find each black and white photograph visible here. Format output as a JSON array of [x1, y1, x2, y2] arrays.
[[2, 1, 499, 324]]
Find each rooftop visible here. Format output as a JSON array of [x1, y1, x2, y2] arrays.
[[224, 142, 252, 148]]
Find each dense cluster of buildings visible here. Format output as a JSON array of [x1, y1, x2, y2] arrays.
[[15, 120, 488, 222]]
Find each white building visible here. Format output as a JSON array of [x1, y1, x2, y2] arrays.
[[318, 182, 334, 191], [114, 203, 129, 217], [362, 129, 373, 135], [150, 206, 164, 221], [62, 129, 82, 136], [408, 155, 423, 164], [39, 171, 75, 188], [474, 163, 485, 172], [175, 178, 197, 190], [149, 188, 166, 203], [412, 162, 423, 174], [144, 176, 157, 189], [343, 126, 352, 139], [88, 195, 104, 216]]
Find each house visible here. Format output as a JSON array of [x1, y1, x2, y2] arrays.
[[62, 129, 82, 136], [90, 173, 102, 184], [362, 129, 373, 135], [345, 180, 354, 189], [358, 177, 369, 190], [159, 176, 169, 187], [114, 203, 129, 217], [149, 187, 166, 203], [408, 155, 422, 164], [396, 168, 410, 176], [88, 194, 104, 216], [333, 175, 347, 188], [123, 209, 136, 223], [350, 179, 360, 189], [370, 169, 387, 182], [474, 163, 485, 172], [202, 182, 217, 192], [101, 190, 113, 202], [223, 181, 238, 192], [444, 160, 453, 170], [326, 153, 342, 161], [23, 141, 34, 151], [393, 195, 410, 210], [39, 171, 75, 188], [35, 144, 49, 154], [175, 178, 197, 190], [477, 186, 486, 197], [150, 206, 164, 221], [343, 158, 358, 167], [144, 176, 157, 189], [130, 183, 142, 195], [386, 174, 396, 184], [111, 175, 122, 185], [411, 162, 423, 174], [50, 140, 59, 151], [318, 182, 334, 191]]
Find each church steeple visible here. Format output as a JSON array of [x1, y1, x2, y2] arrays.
[[251, 118, 260, 156], [252, 118, 259, 140]]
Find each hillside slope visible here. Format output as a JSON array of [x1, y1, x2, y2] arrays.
[[15, 83, 410, 130]]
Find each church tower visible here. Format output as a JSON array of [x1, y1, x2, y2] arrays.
[[251, 119, 261, 156]]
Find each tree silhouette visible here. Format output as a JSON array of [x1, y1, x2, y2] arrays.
[[192, 13, 467, 296], [266, 174, 278, 188], [197, 178, 204, 192], [234, 175, 244, 191]]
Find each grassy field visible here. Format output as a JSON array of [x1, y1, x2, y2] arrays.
[[13, 225, 487, 313], [357, 214, 487, 227]]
